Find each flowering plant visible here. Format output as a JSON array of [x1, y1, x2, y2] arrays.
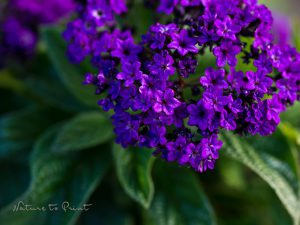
[[0, 1, 300, 225], [64, 0, 300, 173]]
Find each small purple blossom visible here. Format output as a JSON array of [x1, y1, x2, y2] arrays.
[[215, 16, 241, 41], [267, 95, 285, 124], [153, 89, 181, 115], [157, 0, 179, 14], [111, 39, 142, 61], [245, 71, 273, 93], [213, 40, 241, 67], [165, 136, 187, 161], [117, 61, 143, 87], [203, 88, 232, 112], [187, 100, 214, 130], [150, 51, 175, 79], [200, 68, 228, 89], [86, 1, 114, 27], [168, 29, 198, 56]]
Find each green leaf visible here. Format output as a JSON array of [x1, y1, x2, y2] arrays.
[[145, 162, 217, 225], [41, 27, 98, 108], [118, 0, 155, 41], [77, 196, 134, 225], [40, 145, 111, 225], [221, 132, 300, 224], [0, 125, 111, 225], [0, 107, 66, 158], [281, 102, 300, 131], [52, 112, 113, 152], [0, 161, 30, 209], [24, 53, 86, 113], [0, 70, 28, 94], [113, 144, 155, 209], [293, 20, 300, 51]]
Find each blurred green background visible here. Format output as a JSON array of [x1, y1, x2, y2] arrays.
[[0, 1, 300, 225]]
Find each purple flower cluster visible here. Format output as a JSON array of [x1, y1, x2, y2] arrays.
[[63, 0, 128, 63], [64, 0, 300, 173], [0, 0, 75, 65]]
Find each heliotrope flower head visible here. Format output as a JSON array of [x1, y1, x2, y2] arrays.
[[64, 0, 300, 173]]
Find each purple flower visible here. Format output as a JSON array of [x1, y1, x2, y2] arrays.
[[120, 86, 138, 110], [98, 98, 114, 111], [150, 23, 178, 35], [0, 0, 74, 62], [86, 1, 114, 27], [63, 19, 93, 63], [276, 78, 298, 103], [117, 61, 143, 87], [65, 0, 300, 174], [253, 25, 274, 49], [200, 68, 228, 89], [215, 16, 241, 41], [272, 12, 292, 45], [2, 17, 37, 55], [198, 29, 220, 45], [229, 98, 244, 114], [172, 103, 189, 127], [178, 55, 198, 78], [203, 88, 232, 112], [112, 111, 140, 147], [254, 54, 273, 73], [245, 71, 273, 93], [168, 29, 198, 56], [213, 40, 241, 67], [111, 39, 142, 61], [267, 95, 285, 124], [143, 125, 167, 148], [179, 143, 197, 165], [150, 51, 175, 78], [181, 0, 202, 6], [109, 0, 127, 15], [153, 89, 181, 115], [134, 93, 153, 112], [227, 69, 245, 93], [165, 136, 187, 161], [193, 134, 222, 172], [14, 0, 75, 23], [201, 134, 222, 160], [139, 75, 166, 97], [187, 100, 214, 130], [150, 33, 166, 49], [157, 0, 179, 14], [221, 111, 237, 130], [83, 72, 107, 90], [108, 81, 121, 100]]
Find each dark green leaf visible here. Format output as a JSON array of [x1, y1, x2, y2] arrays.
[[0, 107, 66, 158], [52, 112, 113, 152], [113, 144, 154, 208], [221, 132, 300, 224], [0, 161, 30, 208], [77, 200, 134, 225], [281, 102, 300, 130], [0, 125, 111, 225], [24, 53, 86, 112], [117, 0, 155, 41], [145, 162, 217, 225], [0, 70, 27, 94], [41, 27, 98, 108]]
